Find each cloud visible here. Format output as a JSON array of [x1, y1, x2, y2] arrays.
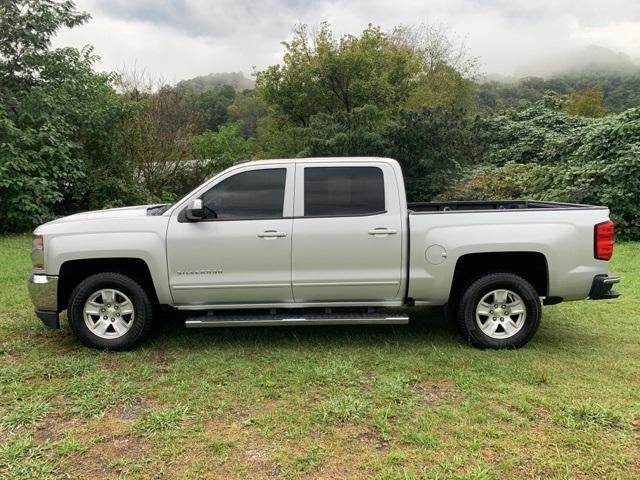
[[52, 0, 640, 81]]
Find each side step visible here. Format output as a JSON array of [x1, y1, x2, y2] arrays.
[[185, 312, 409, 328]]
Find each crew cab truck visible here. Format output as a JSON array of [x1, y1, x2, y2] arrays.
[[28, 157, 620, 350]]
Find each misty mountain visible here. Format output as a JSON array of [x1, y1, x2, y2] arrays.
[[176, 72, 255, 94], [515, 45, 640, 78]]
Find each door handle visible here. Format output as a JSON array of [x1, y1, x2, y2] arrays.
[[368, 228, 397, 236], [258, 230, 287, 239]]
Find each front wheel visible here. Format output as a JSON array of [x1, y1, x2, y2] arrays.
[[68, 272, 155, 350], [456, 273, 541, 349]]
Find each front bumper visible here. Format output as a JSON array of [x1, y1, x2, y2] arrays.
[[589, 273, 621, 300], [28, 274, 60, 328]]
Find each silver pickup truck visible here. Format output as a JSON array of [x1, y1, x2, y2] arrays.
[[28, 157, 620, 350]]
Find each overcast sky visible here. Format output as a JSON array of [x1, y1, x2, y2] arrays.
[[52, 0, 640, 82]]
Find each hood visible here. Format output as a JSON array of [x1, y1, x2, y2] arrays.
[[39, 205, 164, 227]]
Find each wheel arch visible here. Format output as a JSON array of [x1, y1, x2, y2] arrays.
[[449, 251, 549, 303], [58, 258, 159, 310]]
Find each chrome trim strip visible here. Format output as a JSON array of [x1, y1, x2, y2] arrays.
[[172, 283, 290, 290], [186, 315, 409, 328], [293, 281, 399, 287]]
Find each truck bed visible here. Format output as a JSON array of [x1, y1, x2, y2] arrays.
[[408, 200, 602, 213]]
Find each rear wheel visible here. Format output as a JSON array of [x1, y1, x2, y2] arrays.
[[68, 272, 155, 350], [456, 273, 541, 349]]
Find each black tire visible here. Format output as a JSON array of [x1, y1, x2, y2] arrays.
[[67, 272, 155, 350], [456, 273, 541, 349]]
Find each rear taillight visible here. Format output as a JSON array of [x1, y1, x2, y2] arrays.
[[594, 220, 614, 260]]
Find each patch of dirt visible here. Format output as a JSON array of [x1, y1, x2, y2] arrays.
[[411, 380, 458, 405], [632, 417, 640, 429], [110, 399, 151, 421], [245, 447, 269, 461], [150, 349, 178, 373], [63, 433, 149, 480], [152, 349, 177, 366], [305, 425, 389, 480], [353, 429, 389, 451], [33, 415, 78, 444]]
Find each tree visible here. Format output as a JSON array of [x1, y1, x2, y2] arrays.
[[0, 0, 89, 91], [565, 87, 608, 117], [0, 1, 137, 231], [405, 63, 477, 112], [383, 108, 477, 200], [112, 87, 206, 199], [190, 84, 236, 131], [192, 123, 255, 173], [391, 23, 479, 81], [227, 91, 269, 137], [255, 23, 420, 125], [297, 105, 477, 201]]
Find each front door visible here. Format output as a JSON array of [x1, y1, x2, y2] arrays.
[[167, 165, 294, 306], [291, 163, 404, 302]]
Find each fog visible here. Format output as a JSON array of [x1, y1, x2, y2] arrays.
[[53, 0, 640, 81]]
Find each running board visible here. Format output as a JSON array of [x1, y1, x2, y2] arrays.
[[185, 312, 409, 328]]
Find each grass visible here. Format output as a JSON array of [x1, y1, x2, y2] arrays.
[[0, 233, 639, 479]]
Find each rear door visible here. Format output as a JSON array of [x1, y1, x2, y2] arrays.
[[291, 162, 403, 302]]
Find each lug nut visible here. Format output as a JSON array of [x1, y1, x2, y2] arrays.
[[492, 317, 497, 320], [494, 304, 498, 308], [114, 305, 118, 310], [500, 317, 504, 321], [103, 315, 108, 320], [501, 305, 506, 308], [489, 310, 494, 314], [116, 313, 120, 317], [107, 304, 111, 307], [100, 308, 105, 312]]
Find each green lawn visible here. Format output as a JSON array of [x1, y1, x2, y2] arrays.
[[0, 234, 638, 479]]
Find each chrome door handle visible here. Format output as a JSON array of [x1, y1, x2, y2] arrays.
[[258, 230, 287, 239], [368, 228, 397, 236]]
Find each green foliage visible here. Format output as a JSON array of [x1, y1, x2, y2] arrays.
[[565, 87, 607, 117], [548, 108, 640, 239], [442, 102, 640, 239], [436, 163, 549, 201], [0, 46, 129, 230], [227, 91, 269, 137], [476, 93, 589, 165], [299, 105, 477, 201], [175, 72, 254, 94], [300, 105, 388, 158], [111, 87, 205, 201], [192, 123, 255, 172], [383, 108, 477, 200], [189, 84, 236, 131], [406, 64, 477, 112], [255, 23, 420, 125], [478, 72, 640, 113], [0, 0, 90, 89]]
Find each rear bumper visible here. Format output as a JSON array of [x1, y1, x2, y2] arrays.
[[28, 274, 60, 329], [589, 273, 620, 300]]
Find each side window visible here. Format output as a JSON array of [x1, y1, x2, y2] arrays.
[[304, 166, 385, 216], [202, 168, 286, 219]]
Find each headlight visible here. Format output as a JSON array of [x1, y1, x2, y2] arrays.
[[31, 234, 44, 270]]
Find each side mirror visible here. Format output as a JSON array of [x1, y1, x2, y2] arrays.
[[185, 198, 205, 221]]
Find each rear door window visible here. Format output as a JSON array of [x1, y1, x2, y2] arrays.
[[303, 167, 385, 216]]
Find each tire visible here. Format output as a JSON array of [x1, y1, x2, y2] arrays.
[[67, 272, 155, 350], [456, 273, 541, 349]]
